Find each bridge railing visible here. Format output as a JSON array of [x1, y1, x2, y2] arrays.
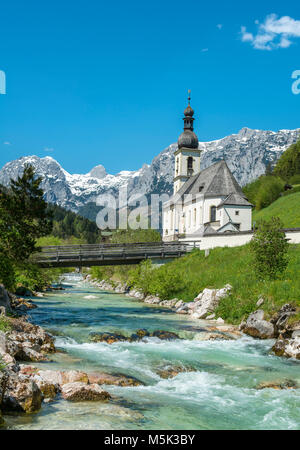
[[32, 242, 189, 265]]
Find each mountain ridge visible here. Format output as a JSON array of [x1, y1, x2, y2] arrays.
[[0, 127, 299, 212]]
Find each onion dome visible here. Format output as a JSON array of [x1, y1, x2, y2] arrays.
[[177, 90, 199, 149], [178, 130, 198, 149]]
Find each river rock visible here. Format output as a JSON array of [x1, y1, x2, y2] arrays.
[[156, 365, 195, 379], [89, 331, 127, 344], [144, 295, 161, 304], [243, 310, 275, 339], [136, 328, 150, 338], [61, 382, 111, 402], [256, 379, 299, 390], [61, 370, 89, 385], [272, 336, 300, 359], [32, 374, 59, 399], [270, 304, 297, 337], [0, 284, 12, 314], [151, 330, 180, 340], [191, 285, 232, 319], [2, 373, 42, 413], [87, 372, 143, 386]]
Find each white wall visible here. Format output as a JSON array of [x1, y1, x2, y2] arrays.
[[180, 230, 300, 250]]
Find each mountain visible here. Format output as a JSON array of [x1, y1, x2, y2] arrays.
[[0, 127, 299, 214]]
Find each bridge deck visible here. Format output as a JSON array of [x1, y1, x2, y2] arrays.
[[32, 242, 189, 268]]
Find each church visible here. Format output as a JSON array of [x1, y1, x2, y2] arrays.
[[162, 95, 253, 241]]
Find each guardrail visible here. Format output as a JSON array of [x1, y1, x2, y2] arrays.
[[32, 242, 189, 268]]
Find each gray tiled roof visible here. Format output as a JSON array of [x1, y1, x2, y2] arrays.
[[172, 160, 245, 199], [217, 193, 253, 208]]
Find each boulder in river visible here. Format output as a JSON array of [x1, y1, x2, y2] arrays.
[[2, 373, 42, 413], [256, 379, 299, 390], [151, 330, 180, 340], [89, 331, 127, 344], [61, 382, 111, 402], [87, 372, 143, 386], [156, 365, 195, 379], [242, 310, 275, 339], [191, 285, 232, 319], [272, 336, 300, 359]]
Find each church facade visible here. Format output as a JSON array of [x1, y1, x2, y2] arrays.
[[163, 97, 253, 241]]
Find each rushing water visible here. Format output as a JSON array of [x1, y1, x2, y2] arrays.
[[4, 273, 300, 430]]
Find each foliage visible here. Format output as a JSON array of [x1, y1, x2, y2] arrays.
[[0, 315, 12, 333], [273, 140, 300, 181], [282, 186, 300, 197], [14, 263, 64, 292], [0, 165, 53, 289], [243, 175, 285, 210], [250, 217, 289, 280], [46, 203, 101, 244], [125, 243, 300, 324], [288, 174, 300, 185], [110, 229, 161, 244], [253, 192, 300, 227], [90, 229, 162, 282], [0, 164, 52, 264]]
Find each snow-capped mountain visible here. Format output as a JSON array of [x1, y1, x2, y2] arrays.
[[0, 127, 298, 212]]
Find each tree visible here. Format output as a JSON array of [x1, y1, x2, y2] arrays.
[[0, 164, 53, 287], [250, 217, 289, 280], [273, 140, 300, 181]]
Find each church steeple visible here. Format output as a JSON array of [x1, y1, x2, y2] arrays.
[[173, 91, 201, 194]]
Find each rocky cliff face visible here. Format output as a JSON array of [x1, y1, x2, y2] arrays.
[[0, 127, 298, 212]]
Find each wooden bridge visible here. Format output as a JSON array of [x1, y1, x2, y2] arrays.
[[33, 242, 190, 268]]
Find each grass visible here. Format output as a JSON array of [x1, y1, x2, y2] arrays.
[[253, 192, 300, 227], [128, 244, 300, 325], [0, 315, 12, 333]]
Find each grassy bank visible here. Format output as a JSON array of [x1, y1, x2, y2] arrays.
[[124, 244, 300, 325], [253, 192, 300, 227]]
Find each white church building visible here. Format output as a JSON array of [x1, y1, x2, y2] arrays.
[[163, 96, 253, 242]]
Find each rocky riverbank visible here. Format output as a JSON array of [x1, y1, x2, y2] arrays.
[[84, 275, 300, 360]]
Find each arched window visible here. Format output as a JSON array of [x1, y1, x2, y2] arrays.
[[210, 206, 217, 222], [187, 157, 193, 176]]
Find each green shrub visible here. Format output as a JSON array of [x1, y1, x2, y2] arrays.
[[288, 174, 300, 185], [243, 175, 285, 210], [250, 217, 289, 280], [255, 177, 285, 210]]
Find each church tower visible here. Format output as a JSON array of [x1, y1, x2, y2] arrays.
[[173, 92, 201, 194]]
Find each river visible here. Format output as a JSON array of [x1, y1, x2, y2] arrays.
[[4, 273, 300, 430]]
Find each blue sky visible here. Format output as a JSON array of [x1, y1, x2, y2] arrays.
[[0, 0, 300, 174]]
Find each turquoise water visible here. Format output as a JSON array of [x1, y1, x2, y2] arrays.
[[4, 274, 300, 430]]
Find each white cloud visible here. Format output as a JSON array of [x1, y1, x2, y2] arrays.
[[44, 147, 54, 152], [3, 141, 11, 145], [217, 24, 223, 30], [240, 14, 300, 50]]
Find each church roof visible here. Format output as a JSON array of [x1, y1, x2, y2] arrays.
[[172, 160, 245, 199], [217, 193, 253, 208]]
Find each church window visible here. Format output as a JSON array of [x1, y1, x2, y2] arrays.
[[194, 208, 197, 225], [176, 157, 179, 175], [210, 206, 217, 222], [235, 210, 239, 215], [187, 157, 193, 176]]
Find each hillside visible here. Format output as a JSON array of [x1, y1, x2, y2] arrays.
[[253, 192, 300, 227]]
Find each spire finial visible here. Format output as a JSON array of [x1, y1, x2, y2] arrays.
[[188, 89, 191, 105]]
